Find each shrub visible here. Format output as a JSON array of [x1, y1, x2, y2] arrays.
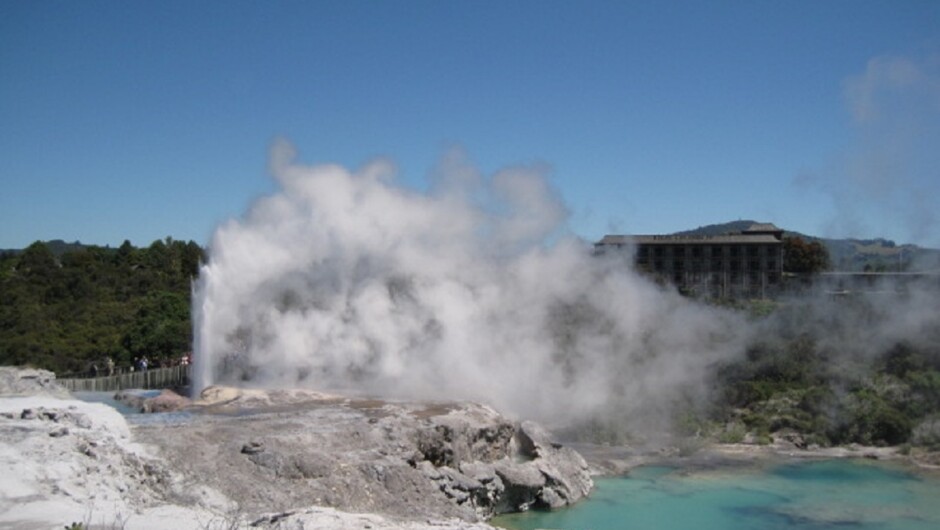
[[717, 422, 747, 444]]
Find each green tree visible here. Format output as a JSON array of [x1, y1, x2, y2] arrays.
[[18, 241, 58, 281], [783, 236, 830, 273], [121, 291, 191, 360]]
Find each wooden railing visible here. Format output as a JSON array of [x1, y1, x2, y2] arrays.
[[58, 364, 191, 392]]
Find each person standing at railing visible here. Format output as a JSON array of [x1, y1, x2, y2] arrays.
[[106, 357, 115, 376]]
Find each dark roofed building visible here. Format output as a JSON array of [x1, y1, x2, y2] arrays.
[[596, 223, 785, 299]]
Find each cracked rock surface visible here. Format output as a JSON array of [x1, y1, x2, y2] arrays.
[[141, 386, 594, 522]]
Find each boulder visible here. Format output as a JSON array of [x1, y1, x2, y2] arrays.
[[514, 420, 593, 508], [197, 385, 243, 404], [113, 389, 192, 413], [0, 367, 68, 397], [413, 414, 592, 516], [415, 410, 515, 468], [113, 389, 149, 411], [772, 429, 807, 450], [141, 389, 191, 413]]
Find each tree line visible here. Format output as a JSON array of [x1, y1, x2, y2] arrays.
[[0, 238, 203, 374], [0, 235, 831, 376]]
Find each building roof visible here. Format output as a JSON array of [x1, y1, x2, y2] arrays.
[[597, 233, 783, 246], [597, 222, 785, 247]]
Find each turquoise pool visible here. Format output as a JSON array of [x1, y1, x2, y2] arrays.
[[494, 459, 940, 530]]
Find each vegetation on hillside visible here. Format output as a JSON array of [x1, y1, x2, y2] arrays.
[[0, 239, 203, 374], [704, 298, 940, 449], [568, 294, 940, 450]]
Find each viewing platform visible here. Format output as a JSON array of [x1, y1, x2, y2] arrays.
[[58, 364, 191, 392]]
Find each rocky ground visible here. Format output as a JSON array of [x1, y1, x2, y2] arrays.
[[5, 366, 934, 529], [0, 370, 218, 529], [0, 368, 591, 529]]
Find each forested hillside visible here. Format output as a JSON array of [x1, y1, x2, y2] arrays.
[[0, 239, 203, 374]]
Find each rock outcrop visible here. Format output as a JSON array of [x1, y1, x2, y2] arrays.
[[0, 366, 68, 397], [139, 386, 593, 522], [0, 369, 593, 528], [410, 418, 593, 515], [0, 394, 230, 529]]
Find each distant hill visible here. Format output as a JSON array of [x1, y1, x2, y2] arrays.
[[674, 220, 940, 272], [0, 240, 92, 258], [672, 220, 759, 238]]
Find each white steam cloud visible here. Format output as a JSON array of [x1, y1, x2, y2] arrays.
[[192, 142, 746, 427], [800, 52, 940, 246]]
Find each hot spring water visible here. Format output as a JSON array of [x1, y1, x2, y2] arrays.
[[494, 459, 940, 530]]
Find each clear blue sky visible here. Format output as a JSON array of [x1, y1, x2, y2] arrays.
[[2, 1, 939, 249]]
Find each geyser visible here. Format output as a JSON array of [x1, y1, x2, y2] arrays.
[[192, 142, 746, 426]]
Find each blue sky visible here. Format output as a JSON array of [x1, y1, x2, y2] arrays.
[[2, 1, 939, 249]]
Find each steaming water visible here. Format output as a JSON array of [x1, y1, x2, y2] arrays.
[[493, 459, 940, 530], [71, 390, 158, 415]]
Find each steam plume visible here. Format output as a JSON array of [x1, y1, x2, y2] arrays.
[[800, 52, 940, 246], [192, 142, 746, 427]]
